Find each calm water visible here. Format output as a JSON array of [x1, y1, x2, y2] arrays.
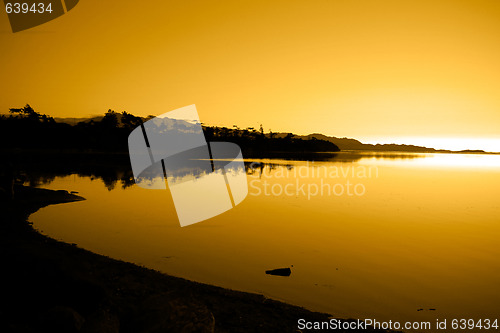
[[31, 152, 500, 331]]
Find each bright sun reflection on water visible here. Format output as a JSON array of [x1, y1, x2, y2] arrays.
[[418, 153, 500, 168], [358, 153, 500, 169]]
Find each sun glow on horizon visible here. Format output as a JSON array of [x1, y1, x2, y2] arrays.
[[1, 0, 500, 143], [362, 137, 500, 153]]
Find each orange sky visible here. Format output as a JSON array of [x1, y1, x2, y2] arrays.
[[1, 0, 500, 151]]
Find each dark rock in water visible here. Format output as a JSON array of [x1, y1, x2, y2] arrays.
[[70, 191, 79, 194], [265, 267, 292, 277]]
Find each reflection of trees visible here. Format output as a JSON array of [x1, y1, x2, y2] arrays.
[[8, 151, 135, 191], [244, 152, 427, 177], [22, 167, 136, 191], [2, 106, 429, 191], [16, 156, 249, 190]]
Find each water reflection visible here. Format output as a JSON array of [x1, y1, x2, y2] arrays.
[[17, 151, 428, 189], [29, 152, 500, 332]]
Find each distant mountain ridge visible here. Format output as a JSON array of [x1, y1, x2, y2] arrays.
[[52, 116, 484, 153], [303, 133, 447, 152], [270, 132, 488, 153], [53, 116, 103, 124]]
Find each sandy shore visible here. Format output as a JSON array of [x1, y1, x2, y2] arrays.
[[0, 185, 392, 332]]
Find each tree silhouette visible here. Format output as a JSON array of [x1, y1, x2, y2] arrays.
[[9, 104, 51, 122], [101, 109, 119, 128], [1, 106, 340, 155]]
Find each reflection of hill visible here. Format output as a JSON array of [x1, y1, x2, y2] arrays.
[[7, 150, 427, 190]]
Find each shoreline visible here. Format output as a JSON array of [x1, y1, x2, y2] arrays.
[[0, 185, 393, 332]]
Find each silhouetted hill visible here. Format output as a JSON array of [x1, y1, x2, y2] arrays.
[[0, 106, 339, 155], [262, 132, 444, 152], [4, 105, 495, 154], [292, 133, 451, 153], [53, 116, 104, 124]]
